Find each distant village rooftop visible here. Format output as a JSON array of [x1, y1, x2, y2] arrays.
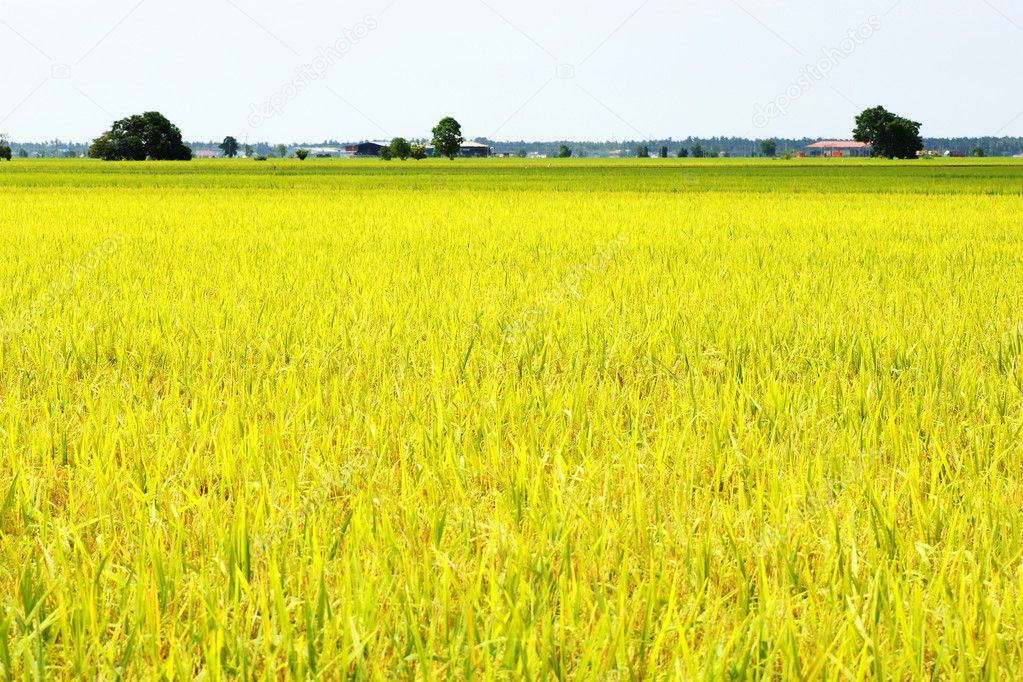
[[804, 140, 871, 157], [806, 140, 870, 149], [344, 139, 492, 158]]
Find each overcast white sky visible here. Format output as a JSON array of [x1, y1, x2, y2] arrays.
[[1, 0, 1021, 143]]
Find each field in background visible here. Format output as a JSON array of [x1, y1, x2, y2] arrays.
[[1, 159, 1023, 678], [4, 157, 1023, 194]]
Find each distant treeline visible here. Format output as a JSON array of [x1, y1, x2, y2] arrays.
[[9, 136, 1023, 159], [8, 139, 289, 159], [481, 137, 1023, 158]]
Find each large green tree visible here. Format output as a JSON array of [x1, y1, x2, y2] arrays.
[[431, 117, 464, 160], [760, 139, 777, 157], [853, 106, 924, 159], [89, 112, 192, 161], [220, 136, 239, 158], [390, 137, 412, 160], [0, 136, 11, 161]]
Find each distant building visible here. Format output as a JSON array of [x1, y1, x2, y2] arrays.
[[306, 147, 343, 158], [193, 150, 218, 159], [344, 139, 491, 158], [344, 142, 386, 157], [805, 140, 872, 157], [420, 141, 493, 158], [459, 141, 491, 158]]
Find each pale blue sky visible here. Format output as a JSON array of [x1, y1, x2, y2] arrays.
[[2, 0, 1021, 142]]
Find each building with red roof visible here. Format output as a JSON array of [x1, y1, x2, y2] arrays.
[[804, 140, 872, 157]]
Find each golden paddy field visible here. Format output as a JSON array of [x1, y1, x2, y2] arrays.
[[1, 158, 1023, 679]]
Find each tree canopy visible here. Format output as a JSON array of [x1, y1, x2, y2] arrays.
[[432, 117, 464, 160], [89, 112, 192, 161], [853, 106, 924, 159], [390, 137, 412, 160], [0, 136, 11, 161], [220, 136, 239, 158]]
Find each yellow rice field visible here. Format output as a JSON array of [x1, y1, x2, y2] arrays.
[[1, 158, 1023, 679]]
